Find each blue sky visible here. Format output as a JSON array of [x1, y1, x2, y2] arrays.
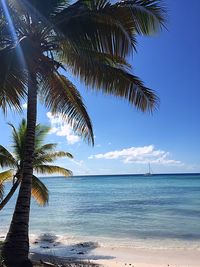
[[0, 0, 199, 175]]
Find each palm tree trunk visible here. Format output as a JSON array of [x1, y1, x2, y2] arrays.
[[2, 73, 37, 267], [0, 179, 20, 211]]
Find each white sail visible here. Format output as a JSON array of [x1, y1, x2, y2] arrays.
[[144, 163, 152, 176]]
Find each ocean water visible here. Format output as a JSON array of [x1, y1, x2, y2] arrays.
[[1, 174, 200, 251]]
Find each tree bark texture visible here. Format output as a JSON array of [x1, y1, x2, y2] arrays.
[[2, 73, 37, 267]]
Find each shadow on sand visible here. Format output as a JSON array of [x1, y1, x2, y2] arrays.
[[30, 233, 114, 266]]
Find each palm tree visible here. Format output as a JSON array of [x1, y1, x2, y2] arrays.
[[0, 119, 73, 211], [0, 1, 166, 266]]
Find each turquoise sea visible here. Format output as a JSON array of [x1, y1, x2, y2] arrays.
[[1, 174, 200, 250]]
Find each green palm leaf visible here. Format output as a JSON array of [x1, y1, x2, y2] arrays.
[[0, 169, 14, 200], [8, 120, 26, 161], [0, 146, 16, 168], [34, 165, 73, 176], [34, 124, 51, 149], [0, 169, 14, 183], [55, 0, 165, 58], [55, 0, 134, 57], [40, 71, 94, 144], [35, 143, 58, 154], [31, 175, 49, 206], [0, 45, 27, 113], [60, 48, 158, 111], [115, 0, 166, 35], [34, 151, 73, 165], [59, 41, 131, 68]]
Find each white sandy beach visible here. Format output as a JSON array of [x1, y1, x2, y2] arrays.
[[92, 246, 200, 267], [2, 231, 200, 266], [30, 242, 200, 267]]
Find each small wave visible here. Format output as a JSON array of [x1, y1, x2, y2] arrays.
[[28, 232, 200, 253]]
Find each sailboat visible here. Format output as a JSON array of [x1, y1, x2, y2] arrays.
[[144, 163, 152, 176]]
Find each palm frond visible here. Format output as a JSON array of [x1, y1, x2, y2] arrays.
[[33, 151, 73, 165], [115, 0, 166, 35], [54, 0, 135, 57], [0, 45, 27, 113], [59, 40, 131, 69], [35, 123, 51, 149], [20, 0, 69, 19], [55, 0, 165, 58], [34, 164, 73, 176], [35, 143, 58, 154], [0, 145, 16, 168], [39, 70, 94, 144], [61, 50, 158, 112], [31, 175, 49, 206], [0, 169, 14, 200], [8, 119, 27, 161], [0, 169, 14, 183], [48, 151, 73, 159]]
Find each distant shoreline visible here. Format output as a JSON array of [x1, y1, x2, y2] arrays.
[[39, 172, 200, 178]]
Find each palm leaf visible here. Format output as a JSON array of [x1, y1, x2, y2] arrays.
[[31, 175, 49, 206], [55, 0, 165, 58], [0, 145, 16, 168], [0, 169, 14, 183], [34, 164, 73, 176], [34, 151, 73, 165], [115, 0, 166, 35], [60, 49, 158, 111], [0, 169, 14, 200], [20, 0, 69, 19], [48, 151, 73, 159], [0, 45, 27, 113], [34, 124, 51, 149], [59, 40, 131, 69], [8, 120, 27, 161], [39, 70, 94, 144], [35, 143, 58, 154], [54, 0, 134, 57]]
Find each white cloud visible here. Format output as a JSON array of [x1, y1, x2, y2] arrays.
[[89, 145, 182, 165], [22, 103, 27, 109], [47, 112, 80, 145]]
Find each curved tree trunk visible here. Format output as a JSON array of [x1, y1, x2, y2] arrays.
[[2, 73, 37, 267], [0, 179, 20, 211]]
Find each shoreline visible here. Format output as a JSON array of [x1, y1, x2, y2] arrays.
[[2, 231, 200, 251], [30, 245, 200, 267], [29, 234, 200, 267], [1, 233, 200, 267]]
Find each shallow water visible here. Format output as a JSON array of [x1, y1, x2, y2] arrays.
[[1, 174, 200, 250]]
